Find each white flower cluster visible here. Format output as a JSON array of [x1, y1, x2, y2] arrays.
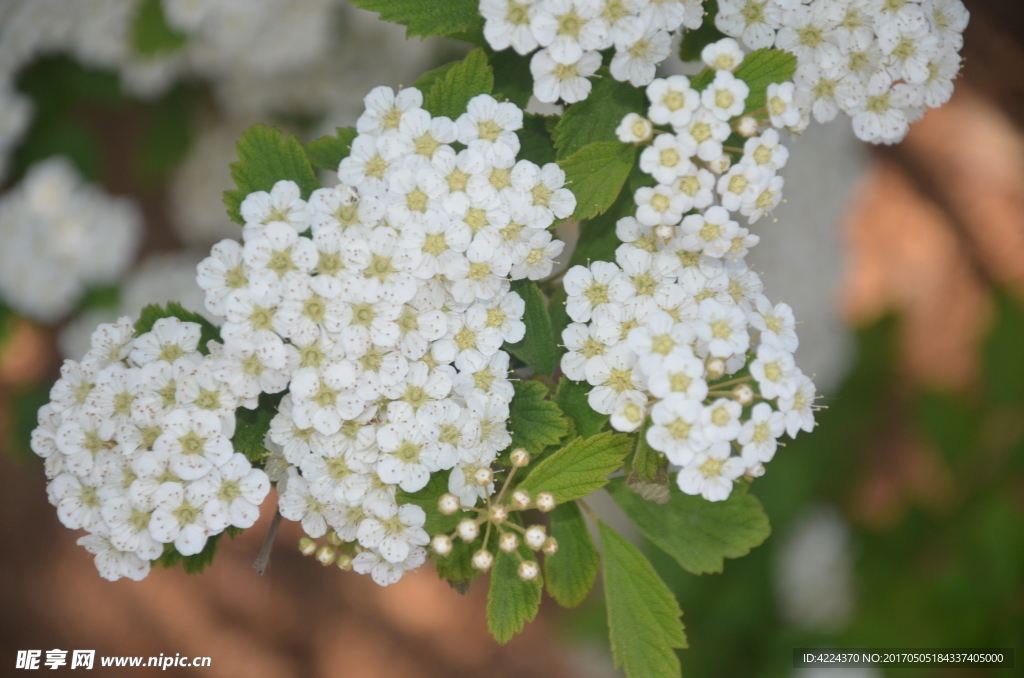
[[480, 0, 704, 103], [196, 86, 573, 586], [564, 42, 817, 501], [0, 157, 141, 322], [31, 317, 270, 581], [714, 0, 968, 143]]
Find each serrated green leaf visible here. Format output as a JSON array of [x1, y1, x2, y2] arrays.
[[233, 392, 285, 466], [690, 67, 715, 92], [600, 520, 686, 678], [489, 48, 534, 108], [734, 47, 798, 114], [397, 469, 465, 534], [223, 124, 320, 224], [487, 543, 543, 644], [423, 48, 494, 119], [679, 0, 726, 61], [505, 381, 569, 458], [134, 303, 221, 355], [305, 127, 357, 170], [607, 477, 771, 575], [544, 501, 599, 608], [412, 61, 459, 94], [559, 142, 637, 221], [434, 537, 480, 587], [627, 419, 671, 504], [131, 0, 187, 58], [504, 280, 557, 375], [348, 0, 484, 39], [567, 188, 634, 269], [516, 432, 632, 503], [554, 378, 608, 439], [156, 532, 228, 575], [554, 72, 645, 159], [517, 113, 557, 166]]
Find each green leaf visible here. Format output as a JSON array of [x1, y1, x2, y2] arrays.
[[679, 0, 726, 61], [487, 544, 543, 644], [156, 531, 234, 575], [554, 378, 608, 439], [553, 73, 646, 159], [558, 142, 637, 221], [627, 420, 671, 504], [397, 469, 463, 534], [517, 113, 557, 166], [734, 48, 799, 114], [412, 61, 459, 94], [489, 48, 534, 108], [348, 0, 484, 39], [504, 280, 557, 375], [548, 286, 571, 365], [434, 537, 480, 588], [423, 48, 494, 119], [233, 392, 285, 466], [505, 381, 569, 457], [567, 188, 634, 269], [983, 291, 1024, 403], [544, 501, 599, 608], [134, 303, 221, 355], [606, 477, 771, 575], [131, 0, 187, 58], [516, 432, 632, 503], [305, 126, 357, 170], [223, 124, 320, 225], [600, 520, 686, 678]]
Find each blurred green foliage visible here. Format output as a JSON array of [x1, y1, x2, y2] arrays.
[[568, 298, 1024, 677]]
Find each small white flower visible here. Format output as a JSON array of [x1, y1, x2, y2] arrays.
[[766, 81, 803, 128], [678, 108, 731, 162], [702, 70, 750, 120], [531, 48, 602, 104], [512, 229, 565, 280], [610, 391, 647, 432], [148, 481, 213, 556], [532, 0, 608, 65], [561, 321, 610, 381], [153, 409, 232, 482], [677, 441, 746, 501], [738, 402, 786, 464], [639, 133, 697, 185], [585, 343, 645, 414], [680, 206, 741, 258], [457, 94, 523, 167], [716, 0, 782, 50], [694, 299, 750, 358], [192, 453, 270, 531], [356, 85, 424, 136], [701, 37, 745, 71], [197, 239, 249, 316], [78, 534, 151, 582], [647, 350, 709, 401], [481, 0, 542, 54], [376, 418, 448, 493], [352, 545, 427, 586], [240, 180, 312, 235], [616, 112, 654, 143], [646, 75, 701, 128], [278, 471, 337, 538], [647, 395, 707, 465], [778, 370, 816, 437], [610, 27, 672, 87], [357, 502, 430, 563], [290, 362, 365, 435]]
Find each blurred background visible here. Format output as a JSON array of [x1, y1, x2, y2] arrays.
[[0, 0, 1022, 676]]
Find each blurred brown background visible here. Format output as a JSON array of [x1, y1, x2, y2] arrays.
[[2, 1, 1024, 676]]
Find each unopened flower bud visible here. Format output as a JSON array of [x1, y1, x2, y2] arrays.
[[457, 518, 479, 542], [616, 112, 653, 143], [708, 155, 732, 174], [733, 383, 754, 405], [510, 448, 531, 467], [438, 493, 461, 515], [525, 525, 547, 550], [499, 532, 519, 553], [654, 224, 674, 240], [336, 553, 353, 571], [474, 467, 494, 486], [298, 537, 318, 556], [472, 549, 494, 571], [737, 116, 759, 137], [542, 537, 559, 556], [432, 534, 453, 556], [316, 545, 336, 566], [510, 490, 531, 510], [518, 560, 540, 581], [326, 530, 342, 546], [706, 357, 726, 380], [490, 505, 508, 524], [536, 492, 556, 512]]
